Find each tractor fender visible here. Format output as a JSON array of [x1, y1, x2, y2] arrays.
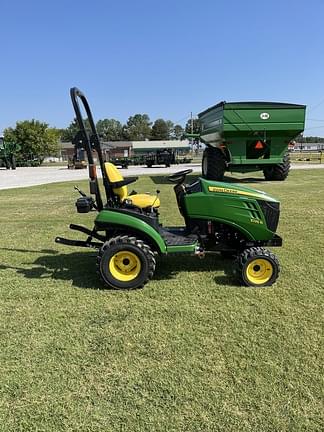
[[95, 210, 167, 253]]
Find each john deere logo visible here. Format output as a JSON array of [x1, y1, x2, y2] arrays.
[[260, 112, 270, 120]]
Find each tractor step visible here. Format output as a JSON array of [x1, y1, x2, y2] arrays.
[[159, 227, 198, 247]]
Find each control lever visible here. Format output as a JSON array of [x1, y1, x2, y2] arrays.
[[151, 189, 160, 211], [74, 185, 87, 197]]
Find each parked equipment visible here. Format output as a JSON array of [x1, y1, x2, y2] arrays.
[[67, 132, 87, 169], [200, 101, 306, 181], [145, 149, 175, 167], [56, 88, 283, 289], [109, 157, 130, 169], [0, 137, 19, 169]]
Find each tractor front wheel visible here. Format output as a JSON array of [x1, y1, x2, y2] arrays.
[[235, 247, 280, 287], [202, 147, 226, 181], [97, 235, 156, 289]]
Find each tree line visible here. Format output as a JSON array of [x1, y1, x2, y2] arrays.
[[3, 116, 197, 162], [295, 134, 324, 143], [60, 115, 197, 142]]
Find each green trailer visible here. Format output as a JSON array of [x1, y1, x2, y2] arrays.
[[0, 137, 19, 170], [200, 101, 306, 181]]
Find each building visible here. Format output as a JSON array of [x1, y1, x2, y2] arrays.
[[292, 142, 324, 151], [60, 139, 191, 161]]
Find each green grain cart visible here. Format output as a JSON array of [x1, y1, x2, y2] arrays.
[[200, 101, 306, 181]]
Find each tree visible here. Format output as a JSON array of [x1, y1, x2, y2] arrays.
[[4, 120, 60, 163], [96, 119, 123, 141], [185, 118, 201, 135], [61, 118, 91, 142], [172, 124, 184, 140], [151, 119, 169, 140], [123, 114, 152, 141]]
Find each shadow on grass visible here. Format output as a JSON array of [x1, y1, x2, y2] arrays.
[[0, 250, 101, 290], [155, 254, 237, 286], [0, 249, 237, 289], [0, 247, 57, 254]]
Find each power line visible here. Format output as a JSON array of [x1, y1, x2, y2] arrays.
[[307, 98, 324, 113]]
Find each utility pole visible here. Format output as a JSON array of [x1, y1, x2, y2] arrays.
[[190, 112, 193, 152]]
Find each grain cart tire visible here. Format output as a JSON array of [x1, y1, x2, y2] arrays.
[[202, 147, 226, 181], [234, 247, 280, 287], [97, 235, 156, 290], [263, 152, 290, 181]]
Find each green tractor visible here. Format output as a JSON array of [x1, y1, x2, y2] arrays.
[[56, 88, 283, 289], [200, 101, 306, 181], [0, 137, 19, 170]]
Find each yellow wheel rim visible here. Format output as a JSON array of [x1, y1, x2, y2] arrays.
[[109, 250, 141, 282], [246, 258, 273, 285]]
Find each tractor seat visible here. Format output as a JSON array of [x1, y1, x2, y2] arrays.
[[104, 162, 160, 209]]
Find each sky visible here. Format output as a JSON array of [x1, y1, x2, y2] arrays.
[[1, 0, 324, 136]]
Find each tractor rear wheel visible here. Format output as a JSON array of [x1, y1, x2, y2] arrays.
[[235, 247, 280, 287], [202, 147, 226, 181], [263, 152, 290, 181], [97, 235, 156, 289]]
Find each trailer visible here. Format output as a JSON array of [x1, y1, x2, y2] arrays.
[[199, 101, 306, 181]]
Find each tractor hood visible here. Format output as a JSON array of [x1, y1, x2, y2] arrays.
[[201, 178, 278, 202], [183, 178, 280, 241]]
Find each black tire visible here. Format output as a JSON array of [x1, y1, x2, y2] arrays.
[[263, 152, 290, 181], [202, 147, 226, 181], [10, 155, 16, 170], [4, 157, 10, 170], [97, 235, 156, 289], [234, 247, 280, 287]]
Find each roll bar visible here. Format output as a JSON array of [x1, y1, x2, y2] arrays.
[[70, 87, 110, 210]]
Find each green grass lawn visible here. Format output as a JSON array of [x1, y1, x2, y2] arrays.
[[0, 170, 323, 431]]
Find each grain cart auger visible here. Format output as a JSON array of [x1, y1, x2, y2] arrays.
[[55, 88, 283, 289]]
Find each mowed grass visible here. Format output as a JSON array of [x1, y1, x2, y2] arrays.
[[0, 169, 323, 432]]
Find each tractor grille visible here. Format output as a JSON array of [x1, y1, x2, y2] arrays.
[[258, 200, 280, 232]]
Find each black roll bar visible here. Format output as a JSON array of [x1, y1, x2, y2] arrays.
[[69, 87, 111, 210]]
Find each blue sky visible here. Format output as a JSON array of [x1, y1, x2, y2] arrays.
[[1, 0, 324, 136]]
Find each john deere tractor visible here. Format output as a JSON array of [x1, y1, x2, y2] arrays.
[[56, 88, 283, 289]]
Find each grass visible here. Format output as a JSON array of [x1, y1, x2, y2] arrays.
[[0, 169, 323, 431]]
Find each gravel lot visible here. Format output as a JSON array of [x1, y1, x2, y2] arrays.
[[0, 163, 323, 190], [0, 164, 202, 190]]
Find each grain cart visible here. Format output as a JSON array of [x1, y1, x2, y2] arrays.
[[200, 102, 306, 181], [0, 137, 19, 169]]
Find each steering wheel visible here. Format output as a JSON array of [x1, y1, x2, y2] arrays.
[[168, 169, 193, 184]]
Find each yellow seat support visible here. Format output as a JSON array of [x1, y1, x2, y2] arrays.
[[104, 162, 160, 208]]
